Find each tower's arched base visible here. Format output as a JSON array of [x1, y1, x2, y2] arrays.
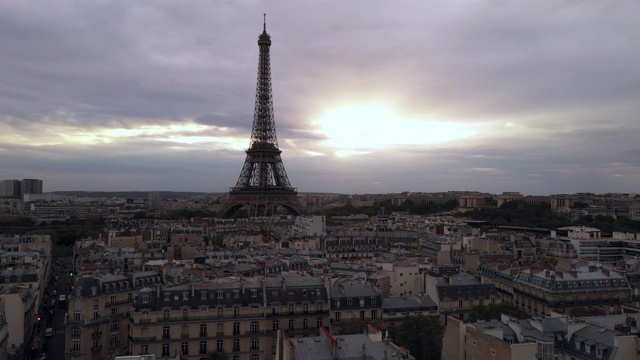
[[219, 189, 303, 218]]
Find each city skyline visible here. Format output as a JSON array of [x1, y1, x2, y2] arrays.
[[0, 1, 638, 195]]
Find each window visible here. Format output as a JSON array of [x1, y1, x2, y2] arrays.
[[233, 322, 240, 335], [128, 293, 133, 301], [251, 289, 257, 297], [110, 333, 119, 345], [200, 341, 207, 354], [217, 323, 224, 336], [289, 304, 295, 315], [234, 290, 239, 298], [317, 318, 323, 328], [217, 339, 224, 352], [596, 348, 603, 358], [233, 339, 240, 352], [182, 325, 189, 336], [371, 310, 378, 320], [142, 295, 149, 304], [334, 312, 341, 323], [272, 320, 279, 331], [360, 298, 365, 307], [72, 328, 80, 336], [72, 339, 80, 350], [181, 341, 189, 355], [201, 292, 207, 300], [346, 298, 352, 307], [163, 310, 170, 320], [163, 326, 170, 339], [459, 300, 463, 308], [251, 321, 259, 334], [111, 321, 119, 332], [370, 297, 377, 306], [183, 309, 189, 320], [164, 293, 170, 301], [162, 343, 170, 356], [218, 291, 224, 299], [317, 302, 324, 313], [217, 307, 224, 317], [303, 303, 309, 314], [141, 345, 148, 354], [272, 307, 279, 316], [94, 310, 99, 319], [289, 319, 295, 330], [233, 307, 240, 317], [183, 292, 189, 300], [250, 355, 259, 360], [303, 318, 309, 329], [251, 338, 259, 351], [200, 324, 207, 337], [111, 307, 118, 315], [111, 296, 116, 303], [74, 312, 81, 321]]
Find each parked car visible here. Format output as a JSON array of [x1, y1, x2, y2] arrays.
[[45, 328, 53, 338]]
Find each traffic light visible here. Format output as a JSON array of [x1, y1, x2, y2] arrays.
[[69, 271, 74, 277], [37, 316, 42, 321]]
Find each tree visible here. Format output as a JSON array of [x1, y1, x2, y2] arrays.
[[207, 351, 229, 360], [388, 314, 444, 360], [466, 302, 530, 323]]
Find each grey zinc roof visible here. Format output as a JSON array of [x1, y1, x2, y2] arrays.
[[573, 325, 617, 347], [518, 320, 554, 343], [292, 333, 407, 360], [331, 282, 380, 298], [382, 296, 437, 311]]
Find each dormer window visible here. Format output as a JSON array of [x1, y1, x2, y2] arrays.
[[575, 340, 581, 349], [164, 293, 170, 301], [596, 347, 603, 358], [142, 295, 149, 304], [217, 291, 224, 299], [251, 289, 257, 298], [201, 292, 207, 300]]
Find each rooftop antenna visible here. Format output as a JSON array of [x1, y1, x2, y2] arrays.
[[263, 13, 266, 32]]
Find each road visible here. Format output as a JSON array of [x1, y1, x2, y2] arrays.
[[39, 258, 72, 360]]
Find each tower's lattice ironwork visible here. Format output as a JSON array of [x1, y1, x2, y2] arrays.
[[219, 17, 303, 218]]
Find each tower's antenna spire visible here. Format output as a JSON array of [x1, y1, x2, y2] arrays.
[[263, 13, 266, 32]]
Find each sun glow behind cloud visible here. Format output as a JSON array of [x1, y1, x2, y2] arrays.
[[313, 105, 482, 156]]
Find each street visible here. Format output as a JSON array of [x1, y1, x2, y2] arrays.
[[36, 258, 72, 360]]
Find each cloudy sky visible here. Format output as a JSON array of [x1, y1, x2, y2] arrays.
[[1, 1, 639, 195]]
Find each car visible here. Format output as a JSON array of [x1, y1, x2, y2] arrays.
[[45, 328, 53, 338]]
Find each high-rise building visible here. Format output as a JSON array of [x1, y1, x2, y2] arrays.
[[219, 17, 303, 218], [0, 180, 21, 198], [21, 179, 43, 196]]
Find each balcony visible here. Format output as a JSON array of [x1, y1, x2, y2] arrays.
[[129, 336, 157, 343], [92, 331, 102, 339], [181, 333, 190, 339], [244, 330, 266, 335], [216, 332, 225, 337], [199, 332, 208, 338], [91, 345, 102, 352], [155, 312, 266, 323]]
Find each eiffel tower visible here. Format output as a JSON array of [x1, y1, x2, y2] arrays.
[[219, 16, 303, 218]]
